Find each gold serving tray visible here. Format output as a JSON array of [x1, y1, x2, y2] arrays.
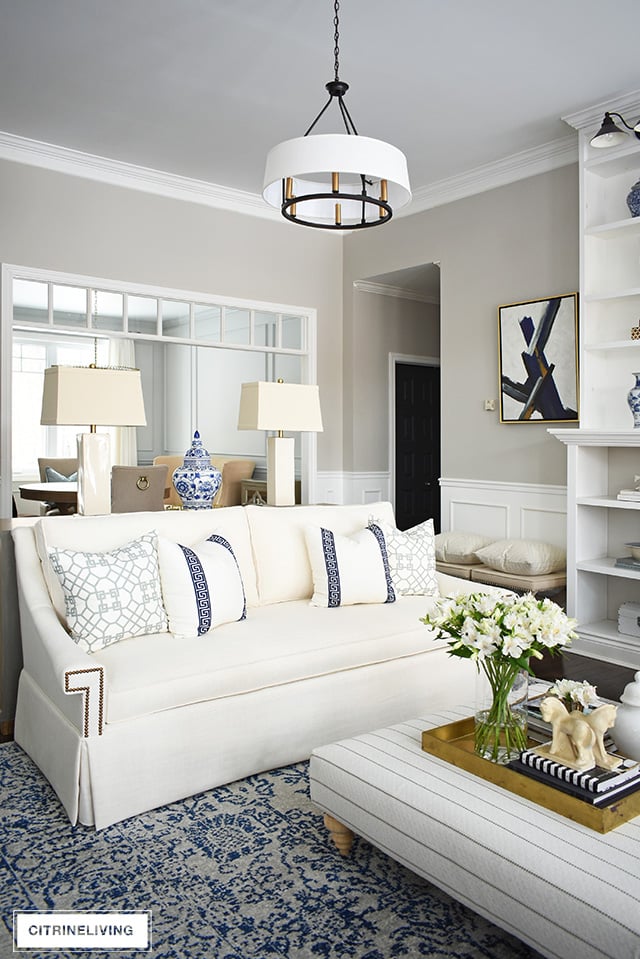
[[421, 717, 640, 833]]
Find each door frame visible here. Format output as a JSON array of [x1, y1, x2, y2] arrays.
[[388, 352, 440, 512]]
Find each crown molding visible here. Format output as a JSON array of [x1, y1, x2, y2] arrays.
[[353, 280, 438, 304], [0, 129, 577, 223], [562, 90, 640, 132], [402, 135, 577, 216], [0, 131, 281, 221]]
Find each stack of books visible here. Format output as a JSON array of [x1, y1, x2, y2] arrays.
[[614, 555, 640, 571], [510, 748, 640, 806], [616, 489, 640, 502]]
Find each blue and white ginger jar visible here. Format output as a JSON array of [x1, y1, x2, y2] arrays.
[[172, 431, 222, 509], [627, 179, 640, 218]]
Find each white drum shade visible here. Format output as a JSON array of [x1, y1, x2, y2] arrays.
[[263, 134, 411, 226]]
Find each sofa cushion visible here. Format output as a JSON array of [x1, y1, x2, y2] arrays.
[[304, 524, 395, 607], [434, 530, 495, 564], [374, 519, 438, 596], [475, 538, 566, 575], [91, 596, 446, 724], [34, 506, 259, 620], [157, 534, 246, 637], [47, 532, 167, 651], [245, 502, 396, 605]]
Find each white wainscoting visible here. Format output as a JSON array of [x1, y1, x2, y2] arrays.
[[440, 477, 568, 548], [316, 472, 390, 506]]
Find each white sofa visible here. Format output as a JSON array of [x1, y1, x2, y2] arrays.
[[13, 502, 481, 830]]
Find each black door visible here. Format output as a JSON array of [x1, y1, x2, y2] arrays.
[[394, 362, 441, 531]]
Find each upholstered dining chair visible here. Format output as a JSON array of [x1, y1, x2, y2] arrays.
[[110, 464, 168, 513], [37, 456, 79, 515]]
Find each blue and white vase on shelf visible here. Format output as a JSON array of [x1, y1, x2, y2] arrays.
[[172, 431, 222, 509], [627, 179, 640, 218], [627, 373, 640, 429]]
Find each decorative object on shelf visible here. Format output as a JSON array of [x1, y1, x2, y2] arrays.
[[618, 601, 640, 638], [262, 0, 411, 230], [627, 372, 640, 428], [536, 698, 621, 771], [172, 431, 222, 510], [422, 591, 577, 764], [627, 179, 640, 218], [631, 326, 640, 340], [589, 111, 640, 149], [237, 380, 323, 506], [498, 293, 579, 424], [610, 671, 640, 761]]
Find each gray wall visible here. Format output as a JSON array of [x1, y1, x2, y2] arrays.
[[0, 159, 344, 470], [350, 290, 440, 471], [343, 164, 579, 484], [0, 158, 579, 486]]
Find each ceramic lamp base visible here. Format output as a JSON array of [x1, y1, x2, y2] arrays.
[[77, 432, 111, 515], [267, 436, 295, 506]]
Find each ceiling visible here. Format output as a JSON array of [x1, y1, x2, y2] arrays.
[[2, 0, 640, 209]]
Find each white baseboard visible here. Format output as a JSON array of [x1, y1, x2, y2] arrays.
[[440, 477, 567, 548], [571, 633, 640, 670]]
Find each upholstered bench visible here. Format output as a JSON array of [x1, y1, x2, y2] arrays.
[[434, 532, 566, 601], [435, 561, 566, 599], [309, 709, 640, 959]]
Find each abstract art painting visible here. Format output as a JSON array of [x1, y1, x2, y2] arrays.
[[498, 293, 579, 423]]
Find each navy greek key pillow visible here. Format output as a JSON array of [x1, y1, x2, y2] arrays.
[[157, 534, 246, 637], [303, 524, 395, 607]]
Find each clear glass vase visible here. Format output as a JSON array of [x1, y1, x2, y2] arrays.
[[474, 661, 528, 764]]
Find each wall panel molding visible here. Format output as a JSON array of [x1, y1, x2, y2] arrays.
[[440, 477, 567, 547]]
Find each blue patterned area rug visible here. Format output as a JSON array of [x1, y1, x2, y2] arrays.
[[1, 742, 540, 959]]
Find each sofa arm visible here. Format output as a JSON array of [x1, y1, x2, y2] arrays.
[[13, 527, 104, 737]]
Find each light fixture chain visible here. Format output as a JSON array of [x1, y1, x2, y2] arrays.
[[333, 0, 340, 80]]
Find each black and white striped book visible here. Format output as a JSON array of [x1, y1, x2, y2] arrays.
[[519, 747, 640, 793], [509, 757, 640, 806]]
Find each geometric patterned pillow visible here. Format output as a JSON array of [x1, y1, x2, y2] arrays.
[[157, 534, 246, 638], [304, 524, 396, 608], [47, 531, 167, 652], [372, 519, 438, 596]]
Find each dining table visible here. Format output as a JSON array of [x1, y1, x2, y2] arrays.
[[19, 482, 78, 514]]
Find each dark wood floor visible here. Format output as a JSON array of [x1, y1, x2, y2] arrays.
[[532, 651, 636, 702]]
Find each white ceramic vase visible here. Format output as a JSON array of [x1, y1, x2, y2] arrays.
[[610, 670, 640, 761]]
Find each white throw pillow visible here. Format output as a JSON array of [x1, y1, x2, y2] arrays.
[[474, 538, 566, 575], [48, 532, 167, 652], [304, 525, 396, 608], [157, 534, 246, 637], [373, 519, 438, 596], [434, 530, 495, 564]]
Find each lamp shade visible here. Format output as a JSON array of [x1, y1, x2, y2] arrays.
[[263, 134, 411, 227], [237, 381, 323, 433], [40, 366, 147, 427]]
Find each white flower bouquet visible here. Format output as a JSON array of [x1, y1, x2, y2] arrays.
[[422, 591, 578, 762], [548, 678, 598, 713]]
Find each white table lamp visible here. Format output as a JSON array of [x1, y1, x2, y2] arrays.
[[237, 380, 323, 506], [40, 365, 147, 515]]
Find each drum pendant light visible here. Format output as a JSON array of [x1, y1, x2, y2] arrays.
[[262, 0, 411, 230]]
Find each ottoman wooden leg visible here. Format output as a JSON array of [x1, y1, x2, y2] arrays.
[[324, 813, 354, 856]]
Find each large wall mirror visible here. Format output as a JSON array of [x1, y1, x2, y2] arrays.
[[1, 266, 318, 518]]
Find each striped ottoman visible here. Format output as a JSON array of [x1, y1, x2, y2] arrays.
[[309, 708, 640, 959]]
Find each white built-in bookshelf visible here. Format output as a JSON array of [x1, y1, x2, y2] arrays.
[[553, 91, 640, 667]]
